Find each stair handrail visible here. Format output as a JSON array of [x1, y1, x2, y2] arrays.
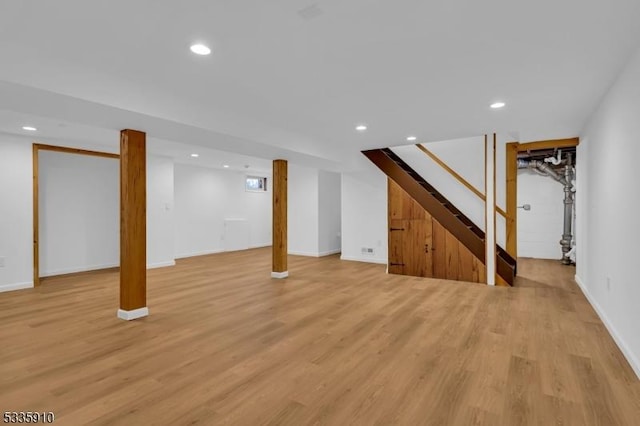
[[415, 144, 507, 218]]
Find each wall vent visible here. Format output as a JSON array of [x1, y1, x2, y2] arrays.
[[361, 247, 375, 255]]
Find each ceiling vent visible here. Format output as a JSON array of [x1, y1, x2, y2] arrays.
[[297, 4, 324, 20]]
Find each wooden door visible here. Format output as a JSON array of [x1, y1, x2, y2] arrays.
[[388, 218, 434, 278], [388, 219, 405, 275], [404, 219, 433, 277]]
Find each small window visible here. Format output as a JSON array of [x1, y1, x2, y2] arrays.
[[246, 176, 267, 192]]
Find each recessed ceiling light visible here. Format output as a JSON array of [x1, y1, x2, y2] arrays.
[[191, 153, 199, 158], [490, 102, 506, 109], [223, 164, 230, 168], [355, 125, 367, 132], [190, 44, 211, 55], [406, 136, 417, 141], [22, 126, 37, 131]]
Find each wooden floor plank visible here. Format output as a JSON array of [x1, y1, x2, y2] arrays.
[[0, 250, 638, 425]]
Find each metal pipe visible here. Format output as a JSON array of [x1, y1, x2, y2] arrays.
[[519, 159, 568, 184], [518, 157, 574, 264], [560, 164, 574, 264], [518, 159, 560, 178]]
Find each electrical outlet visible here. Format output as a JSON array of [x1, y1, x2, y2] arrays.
[[0, 256, 4, 268]]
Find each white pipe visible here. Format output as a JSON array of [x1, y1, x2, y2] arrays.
[[544, 149, 562, 165]]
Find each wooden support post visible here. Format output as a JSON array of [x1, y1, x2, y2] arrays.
[[32, 145, 40, 287], [118, 129, 148, 320], [272, 159, 288, 278], [506, 142, 519, 258]]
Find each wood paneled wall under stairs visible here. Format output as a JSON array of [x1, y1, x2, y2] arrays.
[[388, 179, 486, 284]]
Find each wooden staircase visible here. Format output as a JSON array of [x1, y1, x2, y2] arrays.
[[363, 147, 517, 285]]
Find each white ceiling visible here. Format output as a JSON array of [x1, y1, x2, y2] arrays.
[[0, 109, 273, 174], [1, 0, 639, 171]]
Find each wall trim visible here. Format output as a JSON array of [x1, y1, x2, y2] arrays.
[[0, 281, 34, 293], [271, 271, 289, 279], [288, 249, 342, 258], [288, 250, 319, 257], [147, 260, 176, 269], [249, 243, 272, 249], [340, 255, 387, 265], [175, 249, 225, 259], [117, 307, 149, 321], [575, 274, 640, 380], [40, 262, 119, 278], [319, 249, 342, 257], [176, 245, 272, 260]]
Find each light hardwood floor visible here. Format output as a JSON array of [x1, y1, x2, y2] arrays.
[[1, 249, 639, 425]]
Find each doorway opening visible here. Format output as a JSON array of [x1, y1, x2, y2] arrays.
[[33, 143, 120, 287]]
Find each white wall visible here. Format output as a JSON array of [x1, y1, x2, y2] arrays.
[[318, 170, 341, 255], [517, 170, 565, 259], [577, 45, 640, 378], [39, 152, 176, 274], [174, 164, 271, 258], [341, 160, 387, 264], [0, 136, 33, 292], [392, 138, 486, 232], [39, 150, 119, 276], [287, 164, 319, 256], [147, 155, 175, 268], [392, 135, 513, 248]]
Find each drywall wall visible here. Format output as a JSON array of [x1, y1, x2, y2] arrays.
[[517, 170, 565, 259], [392, 139, 486, 231], [0, 135, 33, 291], [174, 164, 271, 258], [288, 164, 319, 256], [147, 155, 175, 268], [318, 170, 341, 255], [392, 135, 512, 248], [39, 150, 119, 276], [341, 160, 387, 264], [577, 45, 640, 378], [494, 134, 509, 248]]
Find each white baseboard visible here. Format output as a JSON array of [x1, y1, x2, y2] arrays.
[[40, 260, 176, 276], [319, 249, 342, 257], [271, 271, 289, 279], [0, 281, 34, 293], [340, 255, 387, 265], [288, 250, 319, 257], [40, 262, 119, 277], [575, 274, 640, 380], [176, 245, 273, 259], [175, 249, 224, 259], [288, 249, 342, 258], [117, 307, 149, 321], [147, 260, 176, 269], [250, 243, 271, 249]]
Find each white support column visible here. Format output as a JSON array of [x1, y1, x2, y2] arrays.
[[485, 134, 496, 285]]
